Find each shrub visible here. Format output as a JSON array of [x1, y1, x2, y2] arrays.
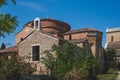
[[107, 68, 118, 74], [97, 74, 117, 80]]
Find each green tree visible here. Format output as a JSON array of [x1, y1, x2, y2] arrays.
[[0, 56, 34, 80], [0, 0, 16, 7], [0, 0, 18, 37], [104, 48, 116, 72], [0, 42, 6, 49], [41, 42, 99, 80], [79, 53, 99, 80]]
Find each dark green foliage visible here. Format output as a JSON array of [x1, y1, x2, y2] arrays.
[[0, 0, 16, 7], [104, 48, 116, 72], [0, 42, 6, 49], [41, 42, 99, 80], [0, 56, 34, 80], [79, 53, 99, 80], [104, 48, 116, 61], [0, 13, 18, 37], [0, 0, 18, 37]]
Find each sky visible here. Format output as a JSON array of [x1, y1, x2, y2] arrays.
[[0, 0, 120, 47]]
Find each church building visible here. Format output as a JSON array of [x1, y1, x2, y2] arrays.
[[105, 28, 120, 69], [0, 18, 104, 74]]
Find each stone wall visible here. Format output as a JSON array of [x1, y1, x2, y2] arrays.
[[18, 30, 59, 75], [106, 32, 120, 43], [87, 31, 103, 58]]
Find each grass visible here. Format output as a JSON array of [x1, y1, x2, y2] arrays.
[[97, 74, 118, 80]]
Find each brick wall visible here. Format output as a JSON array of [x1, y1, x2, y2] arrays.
[[64, 32, 87, 40], [15, 27, 34, 45], [64, 31, 103, 58], [71, 33, 87, 39]]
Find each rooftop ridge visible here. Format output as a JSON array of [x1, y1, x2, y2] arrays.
[[64, 28, 102, 34], [106, 27, 120, 32]]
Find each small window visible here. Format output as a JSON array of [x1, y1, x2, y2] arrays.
[[21, 38, 24, 41], [69, 35, 72, 40], [32, 45, 40, 61], [111, 36, 114, 41]]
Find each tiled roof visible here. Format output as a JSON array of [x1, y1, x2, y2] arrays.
[[24, 18, 70, 28], [0, 46, 18, 54], [64, 28, 102, 34], [107, 41, 120, 49]]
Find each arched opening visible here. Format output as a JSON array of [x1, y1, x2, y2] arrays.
[[34, 18, 40, 30], [111, 36, 114, 41]]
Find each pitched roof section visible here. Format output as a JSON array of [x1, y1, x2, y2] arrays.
[[64, 28, 102, 34], [17, 30, 61, 45], [17, 30, 35, 45], [107, 41, 120, 49], [0, 46, 18, 54]]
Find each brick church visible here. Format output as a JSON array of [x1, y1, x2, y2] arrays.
[[0, 18, 104, 74]]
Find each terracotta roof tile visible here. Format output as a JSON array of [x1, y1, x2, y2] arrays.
[[64, 28, 102, 34], [0, 46, 18, 54], [107, 41, 120, 49]]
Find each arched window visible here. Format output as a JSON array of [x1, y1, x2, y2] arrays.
[[111, 36, 114, 41]]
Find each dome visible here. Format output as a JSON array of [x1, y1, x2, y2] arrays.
[[24, 18, 71, 34]]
